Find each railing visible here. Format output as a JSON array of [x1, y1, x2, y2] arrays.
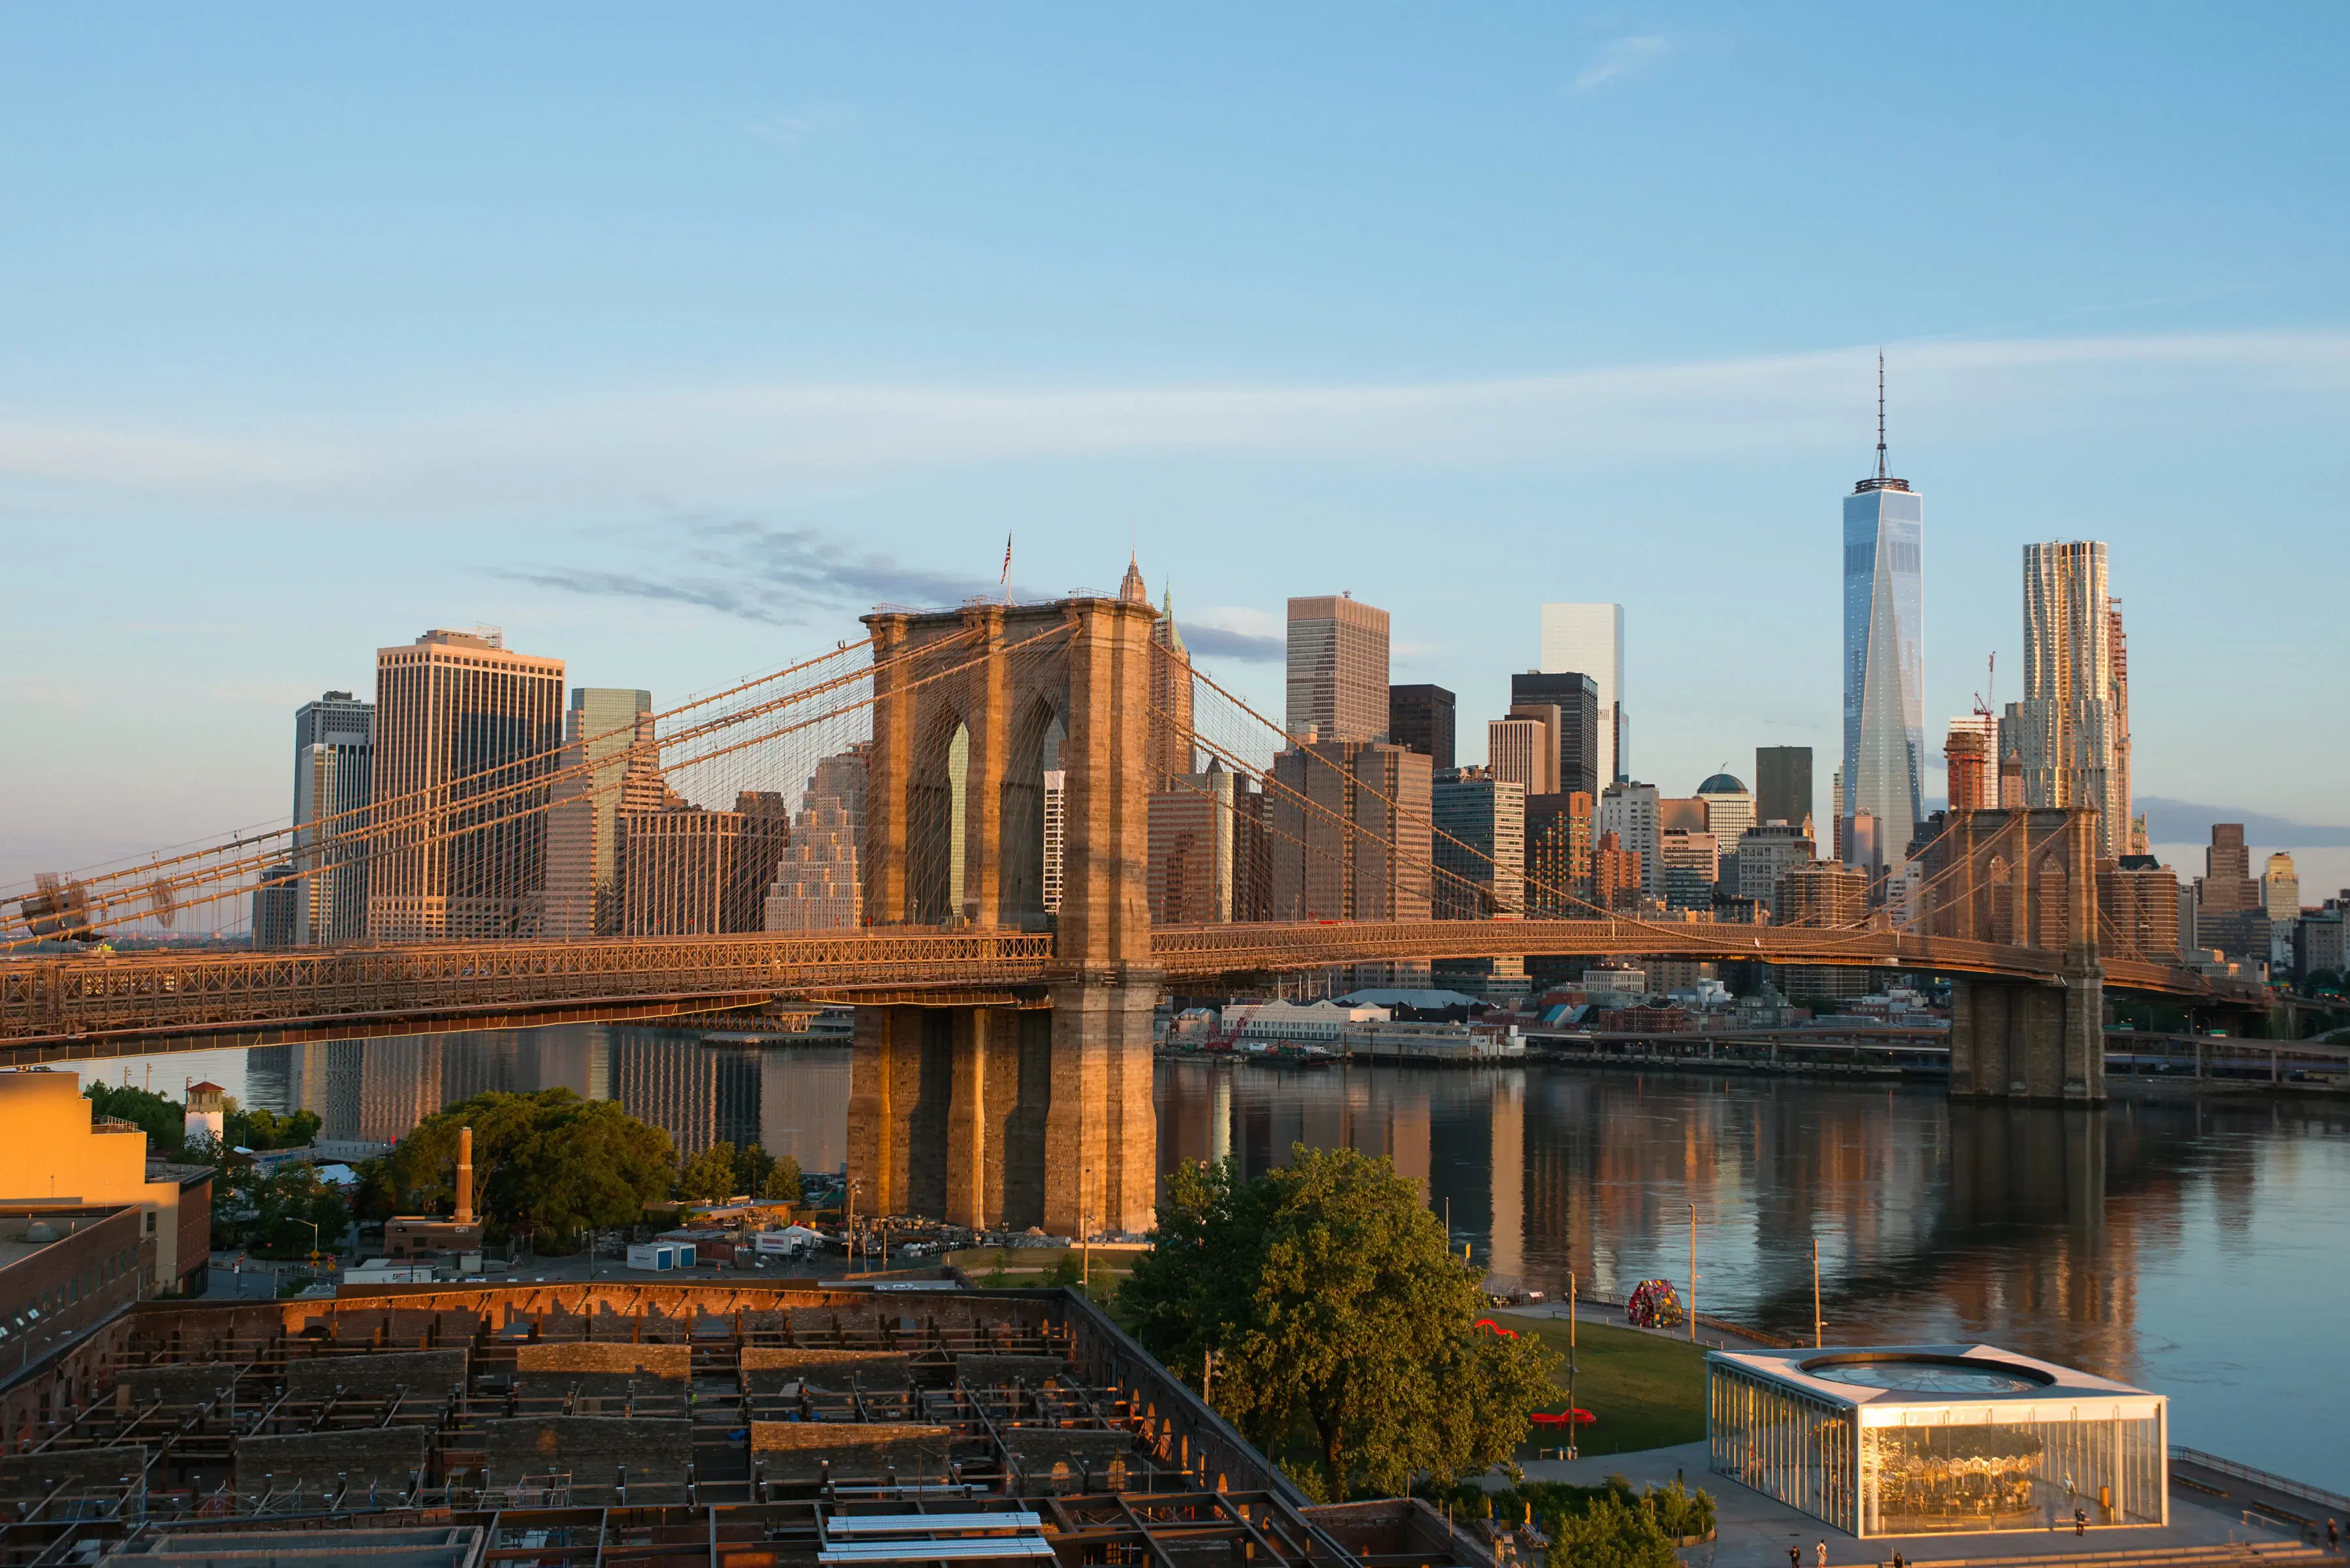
[[2170, 1445, 2350, 1514]]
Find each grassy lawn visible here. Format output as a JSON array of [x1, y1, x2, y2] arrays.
[[1515, 1317, 1708, 1455]]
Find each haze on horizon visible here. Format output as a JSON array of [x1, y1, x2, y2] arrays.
[[5, 6, 2347, 906]]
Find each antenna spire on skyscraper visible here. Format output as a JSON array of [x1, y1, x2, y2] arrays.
[[1876, 348, 1888, 480]]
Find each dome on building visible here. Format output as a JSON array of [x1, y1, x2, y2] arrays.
[[1697, 772, 1748, 795]]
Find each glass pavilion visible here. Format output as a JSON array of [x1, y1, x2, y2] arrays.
[[1708, 1345, 2167, 1539]]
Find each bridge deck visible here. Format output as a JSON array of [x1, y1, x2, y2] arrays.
[[0, 921, 2261, 1061]]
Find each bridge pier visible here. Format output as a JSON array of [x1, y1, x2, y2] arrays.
[[1949, 968, 2107, 1103], [845, 984, 1156, 1238]]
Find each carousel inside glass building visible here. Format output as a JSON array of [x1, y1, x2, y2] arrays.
[[1707, 1345, 2169, 1539]]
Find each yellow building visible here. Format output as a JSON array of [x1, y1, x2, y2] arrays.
[[0, 1071, 213, 1296]]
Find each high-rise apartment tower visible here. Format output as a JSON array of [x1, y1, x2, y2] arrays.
[[1998, 541, 2129, 857]]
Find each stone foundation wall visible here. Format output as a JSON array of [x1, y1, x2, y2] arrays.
[[748, 1422, 954, 1482], [477, 1417, 693, 1486], [116, 1363, 238, 1407], [955, 1353, 1069, 1386], [740, 1348, 909, 1393], [281, 1349, 469, 1398]]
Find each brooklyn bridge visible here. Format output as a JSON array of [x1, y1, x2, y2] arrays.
[[1, 584, 2264, 1237]]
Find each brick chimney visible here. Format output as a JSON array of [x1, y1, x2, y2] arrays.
[[456, 1126, 474, 1225]]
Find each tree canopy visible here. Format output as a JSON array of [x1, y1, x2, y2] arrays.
[[1121, 1144, 1559, 1501], [360, 1090, 674, 1243], [85, 1082, 185, 1157]]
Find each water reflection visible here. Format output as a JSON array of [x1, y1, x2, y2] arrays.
[[1155, 1059, 2350, 1489], [58, 1040, 2350, 1490]]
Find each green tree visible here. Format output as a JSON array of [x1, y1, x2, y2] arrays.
[[213, 1165, 349, 1257], [84, 1082, 185, 1157], [679, 1142, 741, 1204], [1544, 1489, 1682, 1568], [759, 1153, 804, 1203], [1121, 1144, 1560, 1501], [367, 1090, 674, 1246], [224, 1101, 322, 1152]]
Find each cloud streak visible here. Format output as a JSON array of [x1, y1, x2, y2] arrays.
[[504, 522, 1047, 627], [7, 331, 2350, 514], [1573, 35, 1668, 91]]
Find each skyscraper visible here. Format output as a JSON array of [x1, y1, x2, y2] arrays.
[[1509, 672, 1601, 799], [543, 687, 653, 937], [368, 627, 566, 941], [1597, 781, 1659, 898], [1432, 772, 1525, 920], [1753, 746, 1813, 831], [290, 690, 373, 945], [1999, 541, 2128, 857], [1387, 683, 1456, 770], [1147, 586, 1195, 787], [1537, 605, 1625, 783], [1285, 595, 1390, 743], [1487, 713, 1556, 796], [1841, 359, 1925, 868]]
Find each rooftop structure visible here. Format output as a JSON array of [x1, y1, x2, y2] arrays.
[[0, 1281, 1492, 1568], [1708, 1343, 2166, 1539]]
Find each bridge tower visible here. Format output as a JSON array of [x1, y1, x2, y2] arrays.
[[846, 594, 1161, 1237], [1928, 807, 2108, 1103]]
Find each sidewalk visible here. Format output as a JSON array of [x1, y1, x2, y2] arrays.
[[1496, 1298, 1793, 1354], [1497, 1441, 2315, 1568]]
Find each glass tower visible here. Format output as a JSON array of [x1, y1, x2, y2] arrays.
[[1841, 364, 1924, 870]]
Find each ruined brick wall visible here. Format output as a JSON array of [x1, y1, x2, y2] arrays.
[[739, 1348, 909, 1393], [236, 1426, 430, 1492], [748, 1422, 955, 1483], [280, 1349, 469, 1398], [478, 1416, 693, 1487]]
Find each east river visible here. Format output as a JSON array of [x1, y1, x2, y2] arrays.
[[75, 1028, 2350, 1491]]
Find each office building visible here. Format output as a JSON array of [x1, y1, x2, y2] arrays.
[[1286, 594, 1390, 743], [612, 1034, 761, 1159], [764, 796, 862, 931], [620, 789, 791, 937], [1487, 714, 1556, 796], [1943, 713, 1996, 814], [1388, 684, 1456, 770], [1149, 767, 1240, 924], [1538, 604, 1625, 783], [1432, 771, 1525, 920], [1509, 672, 1601, 799], [1148, 586, 1195, 788], [2263, 851, 2300, 924], [251, 864, 299, 949], [543, 688, 653, 937], [2197, 824, 2259, 913], [1841, 368, 1926, 869], [1268, 740, 1432, 921], [367, 628, 566, 941], [1658, 830, 1719, 912], [2100, 856, 2181, 963], [1735, 821, 1813, 905], [1525, 791, 1594, 915], [1695, 772, 1754, 854], [2109, 597, 2141, 853], [1999, 541, 2129, 856], [1754, 746, 1813, 832], [1598, 781, 1660, 897], [290, 690, 373, 945], [1591, 830, 1643, 913], [1778, 861, 1870, 928]]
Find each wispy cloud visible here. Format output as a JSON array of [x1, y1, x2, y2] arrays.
[[503, 521, 1044, 627], [1180, 607, 1285, 663], [743, 107, 849, 147], [8, 331, 2350, 514], [1572, 35, 1668, 92]]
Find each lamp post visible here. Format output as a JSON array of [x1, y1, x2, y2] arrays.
[[1811, 1238, 1823, 1348], [1687, 1202, 1698, 1343], [1567, 1271, 1579, 1461]]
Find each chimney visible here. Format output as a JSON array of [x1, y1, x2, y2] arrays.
[[456, 1127, 475, 1226]]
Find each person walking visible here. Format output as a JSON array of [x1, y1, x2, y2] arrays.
[[2325, 1518, 2337, 1553], [1817, 1541, 1829, 1567], [2075, 1506, 2088, 1537], [1789, 1546, 1801, 1568]]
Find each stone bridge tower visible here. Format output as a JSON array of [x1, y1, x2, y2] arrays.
[[846, 595, 1161, 1238], [1924, 806, 2107, 1103]]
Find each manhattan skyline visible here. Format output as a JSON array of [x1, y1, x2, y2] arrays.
[[3, 7, 2347, 898]]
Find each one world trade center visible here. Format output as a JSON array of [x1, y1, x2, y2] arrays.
[[1841, 355, 1924, 872]]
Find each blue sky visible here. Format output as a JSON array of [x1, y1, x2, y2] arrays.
[[5, 5, 2347, 902]]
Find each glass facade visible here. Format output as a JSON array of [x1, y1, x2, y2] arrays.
[[1841, 486, 1924, 864], [1709, 1349, 2167, 1540]]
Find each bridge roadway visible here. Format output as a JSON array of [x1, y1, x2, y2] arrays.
[[0, 918, 2262, 1063]]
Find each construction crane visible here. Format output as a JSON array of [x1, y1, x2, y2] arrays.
[[1972, 652, 1996, 719]]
